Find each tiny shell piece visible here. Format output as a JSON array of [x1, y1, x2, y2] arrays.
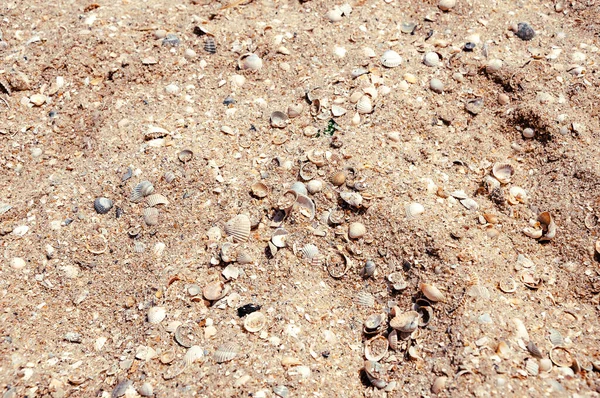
[[273, 385, 289, 398], [143, 207, 159, 226], [420, 283, 445, 302], [549, 328, 565, 347], [244, 311, 267, 333], [238, 53, 262, 71], [214, 343, 238, 363], [138, 382, 154, 397], [405, 203, 425, 219], [381, 50, 402, 68], [204, 36, 217, 53], [147, 306, 166, 324], [355, 291, 375, 307], [146, 194, 169, 207], [164, 171, 177, 183], [224, 214, 251, 243]]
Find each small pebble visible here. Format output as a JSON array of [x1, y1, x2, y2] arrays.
[[154, 29, 167, 39], [514, 22, 535, 41], [438, 0, 456, 11], [184, 48, 197, 60], [522, 128, 535, 138], [429, 78, 444, 93], [165, 84, 180, 95], [498, 93, 510, 105]]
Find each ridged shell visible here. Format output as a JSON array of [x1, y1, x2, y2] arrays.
[[243, 311, 267, 333], [527, 341, 543, 358], [364, 335, 389, 362], [405, 202, 425, 219], [492, 163, 514, 184], [133, 241, 146, 253], [183, 345, 205, 366], [356, 94, 373, 114], [146, 194, 169, 207], [224, 215, 251, 243], [270, 111, 289, 128], [238, 53, 262, 71], [390, 310, 419, 333], [273, 385, 289, 398], [204, 36, 216, 54], [214, 343, 238, 363], [549, 328, 565, 347], [355, 291, 375, 307], [143, 207, 160, 226], [94, 197, 113, 214], [295, 193, 316, 220], [348, 222, 366, 239], [420, 283, 445, 302], [251, 182, 269, 198], [328, 208, 345, 225], [147, 306, 166, 324], [131, 181, 155, 202], [300, 244, 322, 266], [164, 171, 177, 183], [380, 50, 402, 68]]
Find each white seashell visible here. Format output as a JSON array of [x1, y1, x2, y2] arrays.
[[460, 198, 479, 211], [423, 51, 440, 67], [164, 171, 177, 183], [405, 202, 425, 219], [203, 280, 229, 301], [348, 222, 366, 239], [290, 182, 308, 196], [214, 343, 238, 363], [244, 311, 267, 333], [11, 257, 26, 269], [220, 242, 238, 263], [133, 241, 146, 253], [238, 53, 263, 71], [138, 382, 154, 397], [287, 103, 303, 118], [224, 214, 251, 243], [483, 175, 501, 191], [271, 228, 289, 248], [178, 149, 193, 163], [523, 226, 543, 239], [486, 59, 503, 74], [539, 358, 552, 372], [508, 186, 528, 204], [184, 345, 205, 366], [339, 3, 352, 15], [364, 335, 389, 362], [147, 306, 166, 324], [325, 8, 343, 22], [438, 0, 456, 11], [131, 181, 154, 202], [381, 50, 402, 68], [349, 91, 363, 104], [420, 282, 445, 302], [270, 111, 289, 128], [550, 347, 573, 368], [351, 112, 361, 125], [389, 311, 419, 333], [153, 242, 166, 257], [166, 321, 183, 333], [355, 291, 375, 307], [340, 191, 363, 207], [135, 345, 157, 361], [94, 197, 113, 214], [364, 47, 376, 57], [143, 207, 159, 226], [273, 385, 289, 398], [450, 190, 469, 199], [492, 162, 514, 184], [146, 194, 169, 207], [363, 85, 378, 99], [307, 180, 323, 194], [300, 244, 322, 266], [295, 193, 316, 220], [356, 94, 373, 114], [331, 104, 347, 117], [299, 162, 317, 180], [230, 74, 246, 88]]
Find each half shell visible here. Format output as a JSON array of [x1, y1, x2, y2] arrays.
[[549, 347, 573, 368], [287, 103, 303, 118], [243, 311, 267, 333], [143, 207, 160, 226], [420, 283, 445, 302], [492, 163, 514, 184], [238, 53, 262, 71], [178, 149, 193, 163], [277, 190, 298, 212], [94, 197, 113, 214], [251, 182, 269, 198], [203, 280, 230, 301], [380, 50, 402, 68], [389, 310, 419, 333], [271, 228, 289, 248], [146, 194, 169, 207], [131, 181, 155, 202], [214, 343, 238, 363], [387, 272, 408, 291], [296, 194, 316, 220], [300, 244, 323, 267], [340, 191, 363, 207], [183, 345, 205, 366], [270, 111, 289, 128], [147, 306, 166, 324], [365, 335, 389, 362], [224, 215, 251, 243]]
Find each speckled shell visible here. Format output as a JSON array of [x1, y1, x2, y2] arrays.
[[224, 214, 251, 243], [131, 180, 155, 202], [214, 343, 238, 363], [147, 306, 166, 324], [143, 207, 159, 226], [183, 345, 205, 366], [238, 53, 262, 71], [94, 197, 113, 214], [380, 50, 402, 68]]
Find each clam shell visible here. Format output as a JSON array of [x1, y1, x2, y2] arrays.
[[365, 335, 389, 362], [131, 180, 155, 202], [295, 193, 316, 220], [243, 311, 267, 333], [364, 313, 385, 331], [251, 182, 269, 198], [183, 345, 205, 366], [146, 194, 169, 207], [174, 325, 195, 348], [147, 306, 166, 324], [327, 251, 351, 278], [277, 190, 298, 212], [380, 50, 402, 68], [178, 149, 193, 163], [340, 191, 363, 207], [287, 103, 303, 118], [355, 291, 375, 307], [166, 321, 183, 333], [492, 163, 514, 184], [417, 305, 433, 327], [331, 104, 347, 117], [143, 207, 160, 226], [388, 330, 399, 351], [523, 226, 543, 239], [390, 310, 419, 333], [224, 214, 251, 243], [348, 222, 366, 239], [356, 94, 373, 114], [525, 359, 539, 375], [238, 53, 262, 71], [299, 162, 317, 181], [203, 280, 229, 301], [405, 202, 425, 219], [483, 175, 501, 192], [164, 171, 177, 183], [290, 182, 308, 196], [271, 228, 289, 248], [273, 385, 289, 398], [498, 277, 517, 293], [307, 179, 323, 194], [420, 283, 445, 302], [508, 186, 528, 204], [214, 343, 238, 363], [549, 328, 565, 347], [270, 111, 289, 128], [328, 208, 345, 225], [450, 190, 469, 199], [549, 347, 573, 368], [459, 198, 479, 211], [94, 197, 113, 214], [364, 360, 387, 389], [527, 341, 543, 359]]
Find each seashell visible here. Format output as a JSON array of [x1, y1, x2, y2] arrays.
[[483, 213, 498, 224], [330, 171, 346, 187], [388, 329, 399, 351], [387, 272, 408, 291], [584, 213, 598, 230], [131, 180, 155, 202], [355, 291, 375, 307], [164, 171, 177, 183], [523, 226, 543, 239], [271, 228, 289, 248], [224, 214, 251, 243], [214, 343, 238, 363], [364, 361, 387, 389], [431, 376, 448, 394], [521, 272, 542, 289], [417, 306, 433, 327], [251, 182, 269, 198], [465, 97, 484, 115], [327, 251, 351, 278], [527, 341, 543, 359], [507, 186, 527, 204], [159, 349, 177, 364], [295, 193, 316, 220], [539, 358, 553, 372], [365, 335, 389, 362], [496, 340, 511, 358], [405, 202, 425, 220], [299, 162, 317, 181], [325, 8, 343, 22], [287, 103, 303, 118], [306, 149, 327, 167], [290, 182, 308, 196], [166, 321, 183, 333], [133, 241, 146, 253], [459, 198, 479, 211], [362, 260, 376, 278], [277, 190, 299, 214], [538, 211, 556, 241], [145, 125, 170, 140], [483, 175, 501, 192], [492, 163, 514, 184], [183, 345, 205, 366], [380, 50, 402, 68], [364, 313, 385, 332], [237, 250, 254, 264], [438, 0, 456, 11], [525, 359, 539, 376], [300, 244, 321, 265], [450, 190, 468, 199], [138, 382, 154, 397], [94, 197, 113, 214], [243, 311, 267, 333], [153, 242, 166, 257], [549, 347, 573, 368], [143, 207, 160, 226], [328, 208, 345, 225], [423, 51, 441, 67], [178, 149, 193, 163], [268, 241, 278, 257], [273, 385, 289, 398], [331, 104, 347, 117], [309, 98, 321, 116], [408, 346, 422, 360], [203, 280, 229, 301], [420, 283, 445, 302], [238, 53, 262, 71], [307, 179, 323, 194], [498, 277, 517, 293], [146, 194, 169, 207], [147, 306, 166, 324], [340, 191, 363, 207], [162, 361, 186, 380], [270, 111, 289, 128], [204, 36, 216, 54], [348, 222, 366, 239], [356, 94, 373, 114], [389, 311, 419, 333], [220, 242, 238, 263], [567, 65, 586, 77], [549, 328, 565, 347]]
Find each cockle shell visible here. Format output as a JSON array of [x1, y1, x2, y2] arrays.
[[131, 181, 155, 202], [146, 194, 169, 207], [147, 306, 166, 324], [214, 343, 238, 363], [356, 94, 373, 114], [138, 383, 154, 397], [364, 335, 389, 362], [143, 207, 160, 226], [224, 214, 251, 243], [183, 345, 205, 366], [405, 202, 425, 219], [306, 149, 327, 167], [296, 194, 316, 220], [492, 163, 514, 184], [380, 50, 402, 68], [420, 283, 445, 302], [238, 53, 262, 71], [203, 280, 229, 301], [164, 171, 177, 183], [390, 310, 419, 333], [243, 311, 267, 333], [355, 291, 375, 307], [300, 244, 323, 266], [236, 250, 254, 264], [94, 197, 113, 214]]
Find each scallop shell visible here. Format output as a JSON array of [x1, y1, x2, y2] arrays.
[[327, 251, 351, 278], [238, 53, 262, 71], [287, 103, 304, 118], [183, 345, 205, 366], [243, 311, 267, 333], [203, 280, 229, 301], [146, 194, 169, 207], [147, 306, 166, 324], [405, 203, 425, 219], [270, 111, 289, 128], [94, 197, 113, 214], [380, 50, 402, 68], [420, 283, 445, 302], [356, 94, 373, 114], [492, 163, 514, 184], [355, 291, 375, 307], [549, 347, 573, 368], [131, 181, 155, 202], [271, 228, 289, 248], [164, 171, 177, 183], [549, 328, 565, 347], [299, 162, 317, 181], [251, 182, 269, 198], [143, 207, 160, 226], [273, 385, 289, 398], [390, 310, 419, 333], [300, 244, 323, 267], [365, 335, 389, 362], [296, 194, 316, 220], [214, 343, 238, 363], [224, 214, 251, 243]]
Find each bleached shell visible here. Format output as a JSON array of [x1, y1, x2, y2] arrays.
[[389, 310, 419, 333], [147, 306, 166, 324], [492, 162, 514, 184], [405, 202, 425, 219], [549, 347, 573, 367], [306, 149, 327, 167], [214, 343, 238, 363], [325, 8, 343, 22], [356, 94, 373, 114], [364, 313, 385, 331], [498, 277, 517, 293], [270, 111, 289, 128], [133, 241, 146, 253], [523, 226, 543, 239], [271, 228, 289, 248], [380, 50, 402, 68], [136, 345, 157, 361], [131, 181, 155, 202], [296, 193, 316, 220], [387, 272, 408, 291], [184, 345, 205, 366], [145, 125, 170, 140], [299, 162, 317, 180], [364, 335, 389, 362], [420, 282, 445, 302], [431, 376, 448, 394], [138, 383, 154, 397], [287, 103, 304, 118], [153, 242, 166, 257], [450, 190, 469, 199], [340, 191, 363, 207], [388, 330, 399, 351], [220, 242, 238, 262], [166, 321, 183, 333], [307, 179, 323, 194], [224, 214, 251, 243], [94, 197, 113, 214], [243, 311, 267, 332], [300, 244, 320, 260], [164, 171, 177, 183], [146, 194, 169, 207], [460, 198, 479, 211], [348, 222, 366, 239], [549, 328, 565, 346], [178, 149, 193, 163], [423, 51, 441, 67], [483, 175, 501, 191], [143, 207, 160, 226], [331, 104, 347, 117], [238, 53, 262, 71], [273, 385, 289, 398], [236, 250, 254, 264], [203, 280, 229, 301], [355, 291, 375, 307]]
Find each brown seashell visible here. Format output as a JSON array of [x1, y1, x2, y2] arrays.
[[330, 171, 346, 186], [389, 311, 419, 333], [250, 182, 269, 198], [224, 214, 251, 243], [420, 282, 445, 302], [483, 213, 498, 224]]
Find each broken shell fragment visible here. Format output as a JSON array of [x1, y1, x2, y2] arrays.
[[538, 211, 557, 241], [498, 277, 517, 293], [389, 311, 419, 333], [244, 311, 267, 333], [94, 197, 113, 214], [295, 194, 316, 220], [224, 214, 251, 243], [146, 194, 169, 207], [380, 50, 402, 68], [299, 162, 317, 181], [271, 228, 289, 248], [365, 335, 389, 362], [431, 376, 448, 394], [492, 163, 514, 184], [287, 103, 304, 118], [355, 291, 375, 307], [147, 306, 167, 324], [306, 149, 327, 167], [238, 53, 263, 71], [143, 207, 160, 226], [387, 272, 408, 291], [174, 325, 195, 348], [364, 360, 387, 389], [251, 182, 269, 198], [270, 111, 289, 128], [203, 280, 229, 301], [420, 283, 445, 302], [277, 189, 298, 212], [214, 343, 238, 363]]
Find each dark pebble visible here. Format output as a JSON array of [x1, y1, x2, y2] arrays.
[[463, 42, 476, 51], [237, 303, 261, 317], [515, 22, 535, 41], [223, 96, 236, 105]]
